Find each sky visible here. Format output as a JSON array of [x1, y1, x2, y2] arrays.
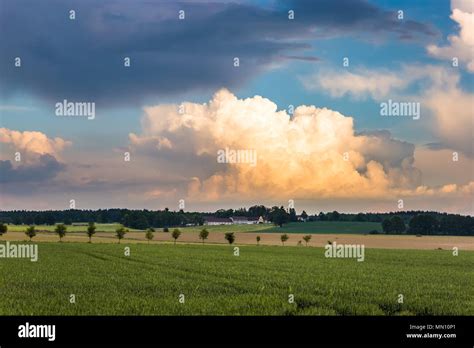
[[0, 0, 473, 214]]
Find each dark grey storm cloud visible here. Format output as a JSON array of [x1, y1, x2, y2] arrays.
[[0, 154, 65, 185], [0, 0, 436, 105]]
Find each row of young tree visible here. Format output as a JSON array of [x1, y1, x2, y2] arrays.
[[0, 222, 98, 242], [0, 223, 312, 246]]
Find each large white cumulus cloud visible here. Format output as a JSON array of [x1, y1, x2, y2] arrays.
[[427, 1, 474, 72], [129, 89, 424, 201]]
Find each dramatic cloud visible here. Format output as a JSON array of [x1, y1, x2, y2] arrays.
[[278, 0, 436, 39], [0, 128, 70, 186], [0, 155, 65, 184], [0, 128, 71, 161], [427, 1, 474, 72], [129, 89, 428, 202], [0, 0, 435, 105]]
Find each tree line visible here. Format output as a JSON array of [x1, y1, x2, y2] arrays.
[[381, 213, 473, 236], [0, 207, 472, 236]]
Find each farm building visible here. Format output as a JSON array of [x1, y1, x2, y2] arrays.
[[204, 216, 266, 225], [203, 217, 233, 225]]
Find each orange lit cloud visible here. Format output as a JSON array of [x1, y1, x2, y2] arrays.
[[0, 128, 71, 161], [129, 89, 438, 202]]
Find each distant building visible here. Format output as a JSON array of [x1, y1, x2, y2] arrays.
[[203, 215, 267, 225], [230, 216, 252, 224], [247, 217, 260, 224]]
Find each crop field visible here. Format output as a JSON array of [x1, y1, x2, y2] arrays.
[[0, 242, 472, 315]]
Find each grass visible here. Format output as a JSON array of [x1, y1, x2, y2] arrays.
[[0, 242, 472, 315]]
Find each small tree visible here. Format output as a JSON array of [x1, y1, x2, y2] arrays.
[[280, 233, 289, 246], [273, 206, 290, 227], [115, 225, 127, 244], [172, 229, 181, 245], [0, 222, 7, 238], [224, 232, 235, 245], [163, 227, 169, 232], [25, 226, 36, 242], [302, 234, 312, 246], [55, 224, 67, 242], [199, 228, 209, 244], [145, 228, 154, 243], [256, 235, 261, 246], [87, 222, 96, 243]]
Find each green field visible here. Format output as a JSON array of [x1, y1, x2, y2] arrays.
[[6, 223, 141, 233], [251, 221, 382, 234], [182, 221, 382, 234], [0, 242, 472, 315], [5, 221, 382, 235], [180, 224, 270, 233]]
